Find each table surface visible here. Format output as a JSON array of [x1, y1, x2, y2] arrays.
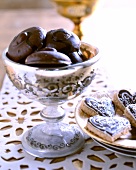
[[0, 6, 136, 170]]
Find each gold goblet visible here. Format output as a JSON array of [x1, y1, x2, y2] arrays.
[[51, 0, 103, 39]]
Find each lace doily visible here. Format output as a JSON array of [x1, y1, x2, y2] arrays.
[[0, 68, 135, 170]]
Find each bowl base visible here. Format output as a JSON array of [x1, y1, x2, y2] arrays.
[[22, 123, 85, 158]]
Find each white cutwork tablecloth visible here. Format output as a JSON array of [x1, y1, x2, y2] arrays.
[[0, 68, 136, 170]]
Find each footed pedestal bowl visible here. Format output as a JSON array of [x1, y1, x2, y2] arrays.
[[2, 42, 100, 158]]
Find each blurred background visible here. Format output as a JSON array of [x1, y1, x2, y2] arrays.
[[0, 0, 53, 9], [0, 0, 136, 89], [0, 0, 136, 9]]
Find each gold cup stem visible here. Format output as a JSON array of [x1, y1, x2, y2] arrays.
[[72, 18, 83, 40], [51, 0, 104, 40]]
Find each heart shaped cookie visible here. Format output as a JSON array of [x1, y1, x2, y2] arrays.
[[113, 89, 136, 111], [80, 96, 115, 117], [86, 115, 131, 142]]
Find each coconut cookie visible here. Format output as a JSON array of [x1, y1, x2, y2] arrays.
[[80, 96, 115, 117], [86, 115, 131, 142], [113, 89, 136, 112], [124, 104, 136, 127]]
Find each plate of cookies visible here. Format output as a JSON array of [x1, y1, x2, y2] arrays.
[[75, 89, 136, 149]]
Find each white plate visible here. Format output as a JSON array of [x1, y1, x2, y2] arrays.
[[93, 138, 136, 158], [94, 137, 136, 153]]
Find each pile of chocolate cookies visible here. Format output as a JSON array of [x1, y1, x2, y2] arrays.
[[7, 26, 87, 67]]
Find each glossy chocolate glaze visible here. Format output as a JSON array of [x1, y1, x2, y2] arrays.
[[25, 50, 72, 66], [44, 28, 84, 63], [8, 26, 46, 63], [88, 115, 130, 136], [7, 27, 86, 66], [85, 97, 115, 117], [45, 28, 81, 54]]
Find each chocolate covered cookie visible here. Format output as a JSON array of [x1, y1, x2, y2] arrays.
[[45, 28, 83, 63], [7, 26, 46, 63], [25, 50, 72, 67], [86, 115, 131, 142]]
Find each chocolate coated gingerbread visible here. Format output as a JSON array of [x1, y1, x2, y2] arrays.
[[44, 28, 83, 63], [7, 26, 46, 63], [25, 50, 72, 67]]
